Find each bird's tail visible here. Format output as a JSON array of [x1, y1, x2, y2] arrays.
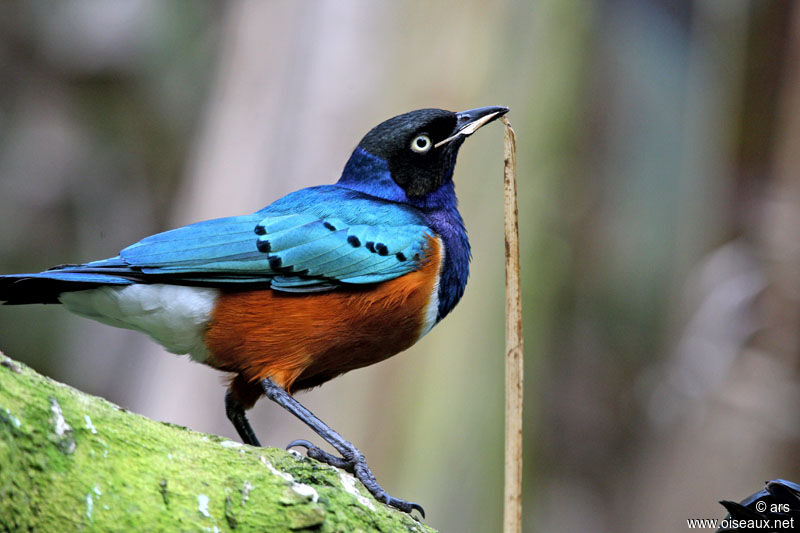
[[0, 268, 133, 305]]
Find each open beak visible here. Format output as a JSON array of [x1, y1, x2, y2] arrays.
[[435, 105, 509, 148]]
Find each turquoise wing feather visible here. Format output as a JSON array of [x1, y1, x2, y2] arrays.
[[114, 186, 434, 290], [117, 214, 266, 273]]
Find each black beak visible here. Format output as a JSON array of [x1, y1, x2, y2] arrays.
[[436, 106, 509, 148]]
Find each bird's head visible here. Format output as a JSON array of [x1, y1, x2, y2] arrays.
[[338, 106, 508, 207]]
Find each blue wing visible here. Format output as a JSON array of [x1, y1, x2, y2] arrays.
[[0, 186, 435, 302], [119, 186, 434, 288]]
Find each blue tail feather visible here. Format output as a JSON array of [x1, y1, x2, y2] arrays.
[[0, 270, 133, 305]]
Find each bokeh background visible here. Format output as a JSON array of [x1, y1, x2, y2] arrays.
[[1, 1, 799, 531]]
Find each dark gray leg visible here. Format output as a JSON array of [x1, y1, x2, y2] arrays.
[[261, 377, 424, 517], [225, 389, 261, 447]]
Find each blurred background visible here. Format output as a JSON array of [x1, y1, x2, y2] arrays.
[[1, 1, 799, 531]]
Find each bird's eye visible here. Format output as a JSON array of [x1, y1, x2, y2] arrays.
[[410, 134, 432, 153]]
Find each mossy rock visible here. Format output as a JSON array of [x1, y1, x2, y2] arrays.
[[0, 352, 434, 532]]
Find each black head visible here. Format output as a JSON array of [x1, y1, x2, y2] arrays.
[[355, 106, 508, 198]]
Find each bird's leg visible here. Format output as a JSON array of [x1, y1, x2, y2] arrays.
[[261, 378, 425, 517], [225, 388, 261, 447]]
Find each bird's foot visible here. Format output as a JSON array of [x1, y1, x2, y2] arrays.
[[287, 439, 425, 517], [287, 439, 353, 470]]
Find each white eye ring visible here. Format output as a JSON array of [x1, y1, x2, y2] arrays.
[[410, 134, 432, 153]]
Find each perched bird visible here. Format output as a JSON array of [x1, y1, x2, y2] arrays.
[[0, 105, 508, 515]]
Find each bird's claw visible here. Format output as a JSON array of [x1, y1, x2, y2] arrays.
[[384, 496, 425, 518], [352, 456, 426, 518], [286, 438, 425, 518], [287, 439, 354, 470], [286, 439, 314, 451]]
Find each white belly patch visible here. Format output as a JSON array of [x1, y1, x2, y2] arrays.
[[417, 237, 444, 341], [59, 284, 220, 362]]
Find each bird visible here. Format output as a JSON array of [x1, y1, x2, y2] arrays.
[[0, 105, 508, 516]]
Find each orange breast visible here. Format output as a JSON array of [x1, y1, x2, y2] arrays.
[[205, 236, 441, 398]]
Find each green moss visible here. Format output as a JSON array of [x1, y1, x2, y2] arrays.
[[0, 352, 435, 532]]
